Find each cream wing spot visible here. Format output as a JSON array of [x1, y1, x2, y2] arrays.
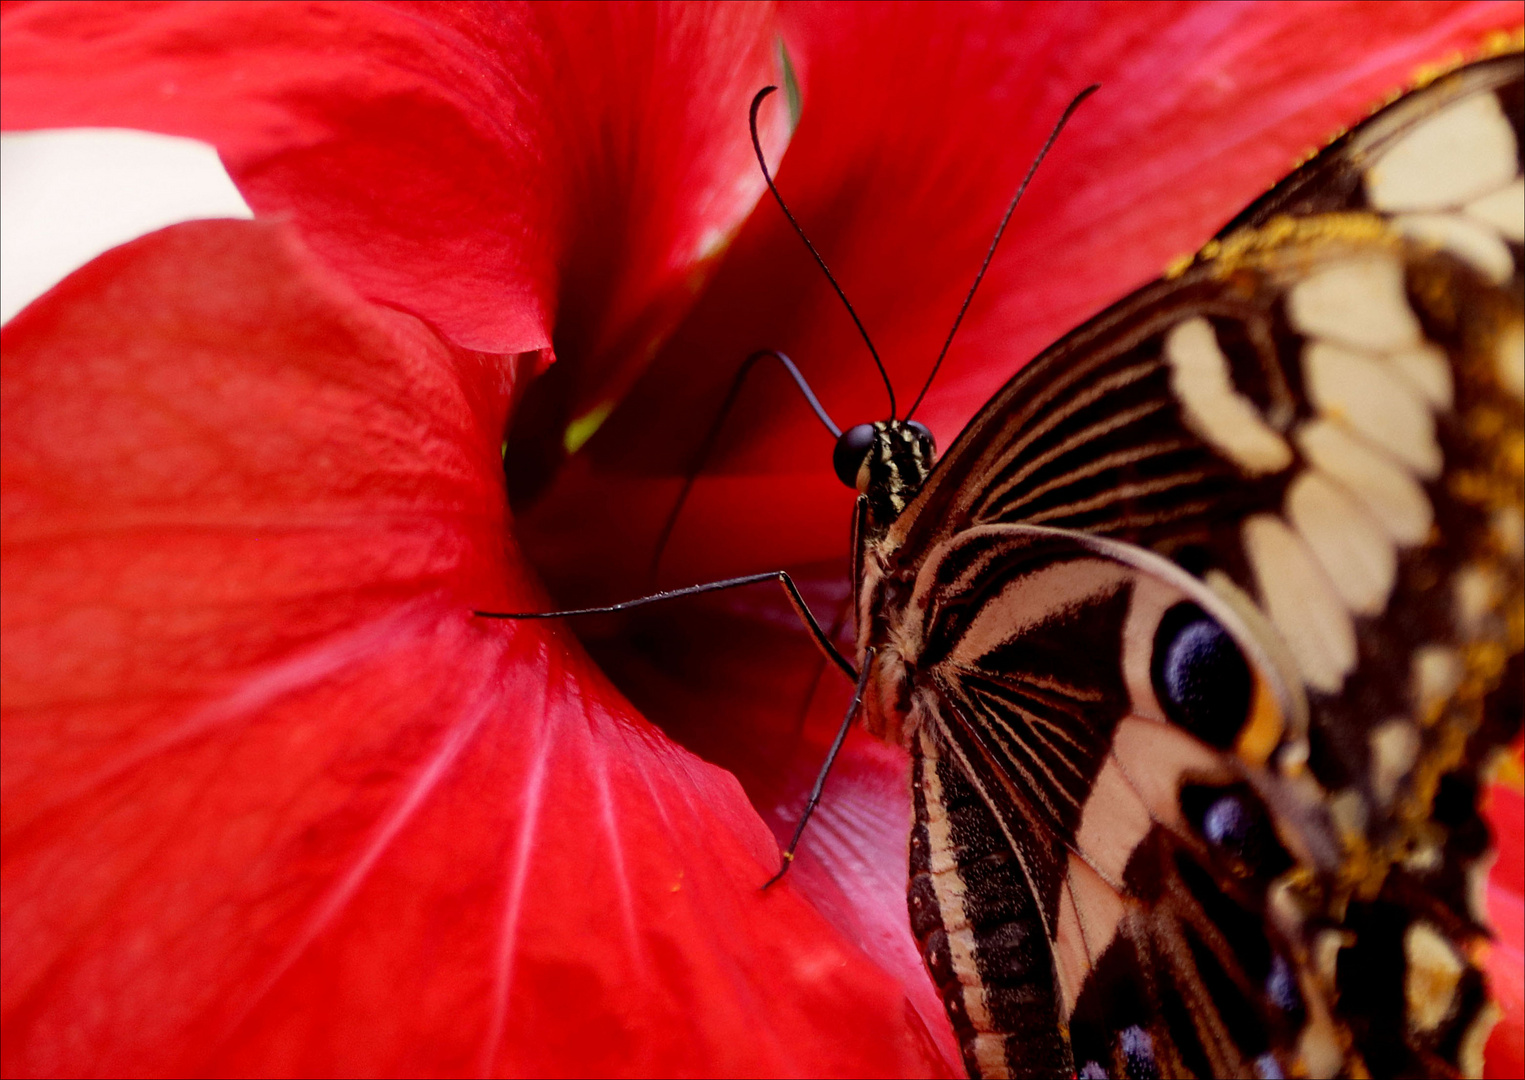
[[1493, 505, 1525, 559], [1303, 339, 1442, 478], [1404, 921, 1465, 1035], [1454, 564, 1502, 637], [1404, 842, 1443, 873], [1387, 342, 1453, 409], [1368, 718, 1421, 806], [1329, 787, 1369, 841], [1497, 321, 1524, 399], [1301, 932, 1354, 1078], [1467, 851, 1497, 926], [1460, 1003, 1503, 1080], [1276, 737, 1310, 779], [1366, 91, 1519, 212], [1300, 1009, 1348, 1080], [1465, 177, 1525, 241], [1286, 471, 1397, 616], [1314, 928, 1352, 985], [1393, 211, 1515, 284], [1296, 420, 1433, 545], [1165, 316, 1293, 474], [1287, 255, 1422, 352], [1267, 877, 1308, 941], [1242, 514, 1357, 693], [1411, 644, 1463, 724]]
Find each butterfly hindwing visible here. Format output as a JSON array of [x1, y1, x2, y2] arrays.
[[869, 51, 1524, 1080], [899, 528, 1328, 1079]]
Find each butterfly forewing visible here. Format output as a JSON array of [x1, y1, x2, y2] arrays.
[[863, 51, 1524, 1079]]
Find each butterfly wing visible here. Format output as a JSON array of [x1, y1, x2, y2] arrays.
[[877, 51, 1524, 1079], [902, 528, 1337, 1079]]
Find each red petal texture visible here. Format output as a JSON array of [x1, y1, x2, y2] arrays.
[[0, 220, 950, 1078], [0, 0, 792, 427], [1484, 748, 1525, 1080]]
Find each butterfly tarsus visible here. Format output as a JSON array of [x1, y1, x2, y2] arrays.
[[474, 569, 857, 682], [763, 646, 875, 890], [478, 574, 868, 886]]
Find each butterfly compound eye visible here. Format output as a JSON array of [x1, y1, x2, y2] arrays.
[[906, 420, 934, 450], [833, 423, 877, 488], [1151, 602, 1252, 748]]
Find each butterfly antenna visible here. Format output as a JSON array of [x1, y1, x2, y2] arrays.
[[751, 86, 896, 419], [905, 84, 1099, 421]]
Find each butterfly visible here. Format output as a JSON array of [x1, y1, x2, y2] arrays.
[[490, 45, 1524, 1080], [819, 50, 1524, 1079]]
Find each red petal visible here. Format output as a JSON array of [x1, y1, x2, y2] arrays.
[[0, 1, 789, 426], [1485, 887, 1525, 1080], [1485, 762, 1525, 1079], [0, 221, 950, 1077]]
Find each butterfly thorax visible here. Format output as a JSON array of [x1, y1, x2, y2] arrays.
[[835, 420, 937, 746]]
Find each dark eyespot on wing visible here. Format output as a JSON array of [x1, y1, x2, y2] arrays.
[[1264, 954, 1305, 1024], [1119, 1025, 1160, 1080], [1179, 783, 1293, 884], [1151, 602, 1253, 748], [1252, 1051, 1287, 1079], [1068, 944, 1154, 1077]]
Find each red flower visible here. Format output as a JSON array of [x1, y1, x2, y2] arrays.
[[2, 2, 1521, 1076]]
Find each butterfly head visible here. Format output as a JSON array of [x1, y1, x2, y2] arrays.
[[833, 419, 936, 521]]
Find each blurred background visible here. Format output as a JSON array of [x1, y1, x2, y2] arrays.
[[0, 128, 251, 324]]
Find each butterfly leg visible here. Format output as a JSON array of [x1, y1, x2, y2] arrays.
[[477, 580, 867, 885], [763, 647, 875, 890], [474, 569, 857, 681], [790, 590, 855, 744]]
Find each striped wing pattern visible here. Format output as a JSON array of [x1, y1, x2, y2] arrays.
[[869, 52, 1525, 1079]]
